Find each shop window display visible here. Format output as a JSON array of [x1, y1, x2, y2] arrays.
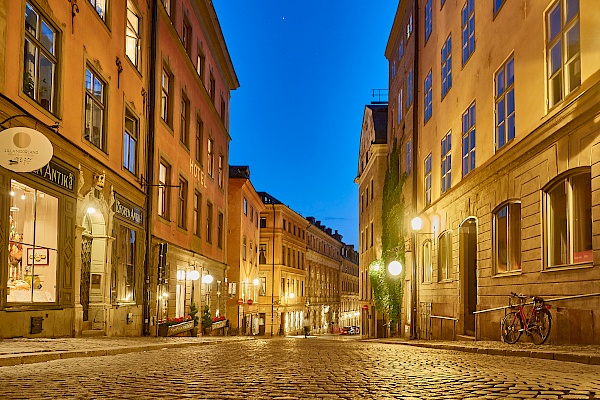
[[7, 180, 58, 303]]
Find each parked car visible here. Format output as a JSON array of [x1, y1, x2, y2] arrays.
[[341, 326, 360, 335]]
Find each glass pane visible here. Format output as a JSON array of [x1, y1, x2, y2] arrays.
[[470, 149, 476, 170], [507, 114, 515, 141], [549, 42, 562, 75], [548, 4, 561, 42], [8, 181, 58, 303], [507, 58, 514, 85], [572, 173, 592, 263], [496, 69, 505, 98], [23, 40, 37, 98], [40, 21, 55, 54], [509, 203, 521, 270], [496, 206, 508, 273], [549, 74, 563, 107], [38, 54, 54, 111], [507, 89, 515, 114], [566, 0, 579, 22], [497, 123, 505, 149], [566, 22, 580, 60], [469, 105, 476, 127], [548, 182, 568, 266], [567, 57, 581, 93], [93, 76, 103, 101], [25, 4, 38, 36]]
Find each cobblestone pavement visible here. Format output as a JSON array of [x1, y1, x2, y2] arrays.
[[1, 337, 599, 399]]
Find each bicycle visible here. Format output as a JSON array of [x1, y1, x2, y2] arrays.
[[501, 292, 552, 345]]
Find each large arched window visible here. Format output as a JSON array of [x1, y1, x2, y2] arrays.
[[493, 202, 521, 273], [544, 169, 591, 267]]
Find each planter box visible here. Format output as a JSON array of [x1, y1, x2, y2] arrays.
[[212, 320, 227, 330], [158, 320, 194, 337]]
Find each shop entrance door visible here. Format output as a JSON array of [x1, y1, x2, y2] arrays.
[[81, 210, 107, 330], [459, 218, 478, 337], [81, 234, 92, 322]]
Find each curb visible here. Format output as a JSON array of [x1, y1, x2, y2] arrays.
[[0, 337, 254, 368], [376, 340, 600, 366]]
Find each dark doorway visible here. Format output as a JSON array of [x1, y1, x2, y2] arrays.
[[460, 218, 477, 336]]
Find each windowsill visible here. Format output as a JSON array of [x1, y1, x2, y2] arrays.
[[115, 301, 136, 307], [492, 270, 522, 278], [543, 262, 593, 273]]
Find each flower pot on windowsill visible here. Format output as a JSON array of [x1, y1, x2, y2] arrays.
[[158, 320, 194, 337]]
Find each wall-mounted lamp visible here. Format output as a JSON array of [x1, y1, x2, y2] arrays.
[[202, 274, 214, 284], [388, 260, 403, 276]]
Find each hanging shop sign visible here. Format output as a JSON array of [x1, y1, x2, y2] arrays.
[[31, 159, 76, 193], [114, 193, 144, 226], [0, 127, 53, 172]]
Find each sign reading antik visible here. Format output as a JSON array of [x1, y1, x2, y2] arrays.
[[31, 160, 75, 192], [114, 194, 144, 225]]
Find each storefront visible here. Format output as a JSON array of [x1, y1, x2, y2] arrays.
[[1, 158, 78, 338]]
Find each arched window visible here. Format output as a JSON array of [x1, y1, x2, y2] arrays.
[[438, 231, 452, 281], [422, 240, 432, 283]]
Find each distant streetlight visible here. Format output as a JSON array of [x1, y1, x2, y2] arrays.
[[388, 260, 403, 276], [411, 216, 424, 231]]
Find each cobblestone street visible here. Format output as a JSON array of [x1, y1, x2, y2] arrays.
[[0, 337, 599, 399]]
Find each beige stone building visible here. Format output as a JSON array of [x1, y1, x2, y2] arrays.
[[386, 0, 600, 344], [226, 166, 264, 335], [339, 244, 360, 330], [355, 104, 388, 338]]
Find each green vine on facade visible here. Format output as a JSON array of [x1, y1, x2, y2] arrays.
[[369, 138, 406, 333]]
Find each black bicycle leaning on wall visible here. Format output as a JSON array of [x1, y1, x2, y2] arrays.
[[501, 292, 552, 345]]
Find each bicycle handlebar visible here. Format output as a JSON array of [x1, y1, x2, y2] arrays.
[[510, 292, 527, 299]]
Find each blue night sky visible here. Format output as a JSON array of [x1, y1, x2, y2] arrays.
[[213, 1, 397, 248]]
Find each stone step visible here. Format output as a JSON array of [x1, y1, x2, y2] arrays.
[[81, 330, 105, 337], [456, 334, 476, 341]]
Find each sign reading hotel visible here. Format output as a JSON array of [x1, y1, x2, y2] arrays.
[[0, 127, 53, 172], [114, 194, 144, 226], [190, 158, 207, 187]]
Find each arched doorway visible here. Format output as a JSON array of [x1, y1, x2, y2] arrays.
[[80, 208, 107, 328], [459, 218, 477, 337]]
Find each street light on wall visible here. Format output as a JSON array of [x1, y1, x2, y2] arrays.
[[388, 260, 403, 276]]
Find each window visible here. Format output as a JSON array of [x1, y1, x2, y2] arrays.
[[162, 0, 171, 15], [89, 0, 107, 20], [260, 217, 267, 228], [442, 0, 446, 7], [161, 68, 172, 125], [193, 190, 201, 236], [113, 225, 137, 303], [406, 140, 413, 174], [196, 47, 205, 83], [462, 102, 476, 176], [494, 202, 521, 273], [206, 201, 213, 243], [243, 198, 248, 215], [220, 94, 227, 124], [158, 161, 170, 218], [494, 0, 507, 15], [84, 68, 106, 151], [406, 69, 413, 108], [423, 240, 432, 283], [392, 61, 397, 80], [424, 70, 432, 123], [397, 90, 403, 123], [218, 212, 223, 248], [425, 154, 432, 205], [177, 177, 187, 228], [461, 0, 475, 65], [180, 93, 189, 147], [546, 0, 580, 108], [123, 110, 138, 174], [126, 1, 141, 68], [425, 0, 432, 42], [195, 117, 203, 163], [207, 138, 214, 177], [259, 244, 267, 264], [495, 56, 515, 150], [398, 40, 404, 60], [218, 155, 223, 188], [544, 170, 591, 267], [182, 17, 192, 56], [441, 132, 452, 193], [407, 14, 413, 40], [23, 2, 58, 113], [438, 231, 452, 281], [370, 179, 374, 200], [209, 71, 216, 104], [7, 180, 58, 303], [441, 35, 452, 98]]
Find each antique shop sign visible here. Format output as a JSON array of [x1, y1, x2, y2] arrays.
[[31, 160, 75, 192], [114, 194, 143, 226]]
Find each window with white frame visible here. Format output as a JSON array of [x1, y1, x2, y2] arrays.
[[89, 0, 107, 21], [438, 231, 451, 281], [398, 40, 404, 60], [425, 0, 432, 42], [461, 0, 475, 65], [197, 47, 205, 84], [161, 68, 172, 125], [195, 117, 203, 164], [177, 177, 187, 229], [397, 89, 403, 124], [126, 1, 141, 68], [424, 70, 432, 123], [441, 35, 452, 98], [422, 240, 432, 283], [193, 190, 201, 237], [207, 138, 214, 177], [407, 14, 413, 40], [123, 110, 138, 174], [546, 0, 580, 108], [494, 202, 521, 273], [425, 153, 432, 206], [180, 93, 189, 148], [495, 56, 515, 150], [23, 2, 57, 113], [84, 67, 106, 151], [162, 0, 171, 15], [406, 69, 413, 108], [182, 16, 192, 56], [462, 102, 476, 176], [158, 161, 170, 218], [544, 170, 591, 267], [441, 132, 451, 193]]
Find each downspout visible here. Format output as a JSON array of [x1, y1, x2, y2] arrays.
[[270, 203, 276, 336], [143, 0, 158, 336], [410, 0, 419, 340]]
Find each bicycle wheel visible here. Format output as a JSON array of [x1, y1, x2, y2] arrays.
[[501, 312, 522, 344], [530, 308, 552, 345]]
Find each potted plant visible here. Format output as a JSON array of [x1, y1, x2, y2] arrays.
[[189, 303, 199, 336], [201, 305, 212, 335]]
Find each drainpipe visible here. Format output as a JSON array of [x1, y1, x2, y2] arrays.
[[270, 203, 276, 336], [410, 0, 419, 340], [143, 0, 158, 336]]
